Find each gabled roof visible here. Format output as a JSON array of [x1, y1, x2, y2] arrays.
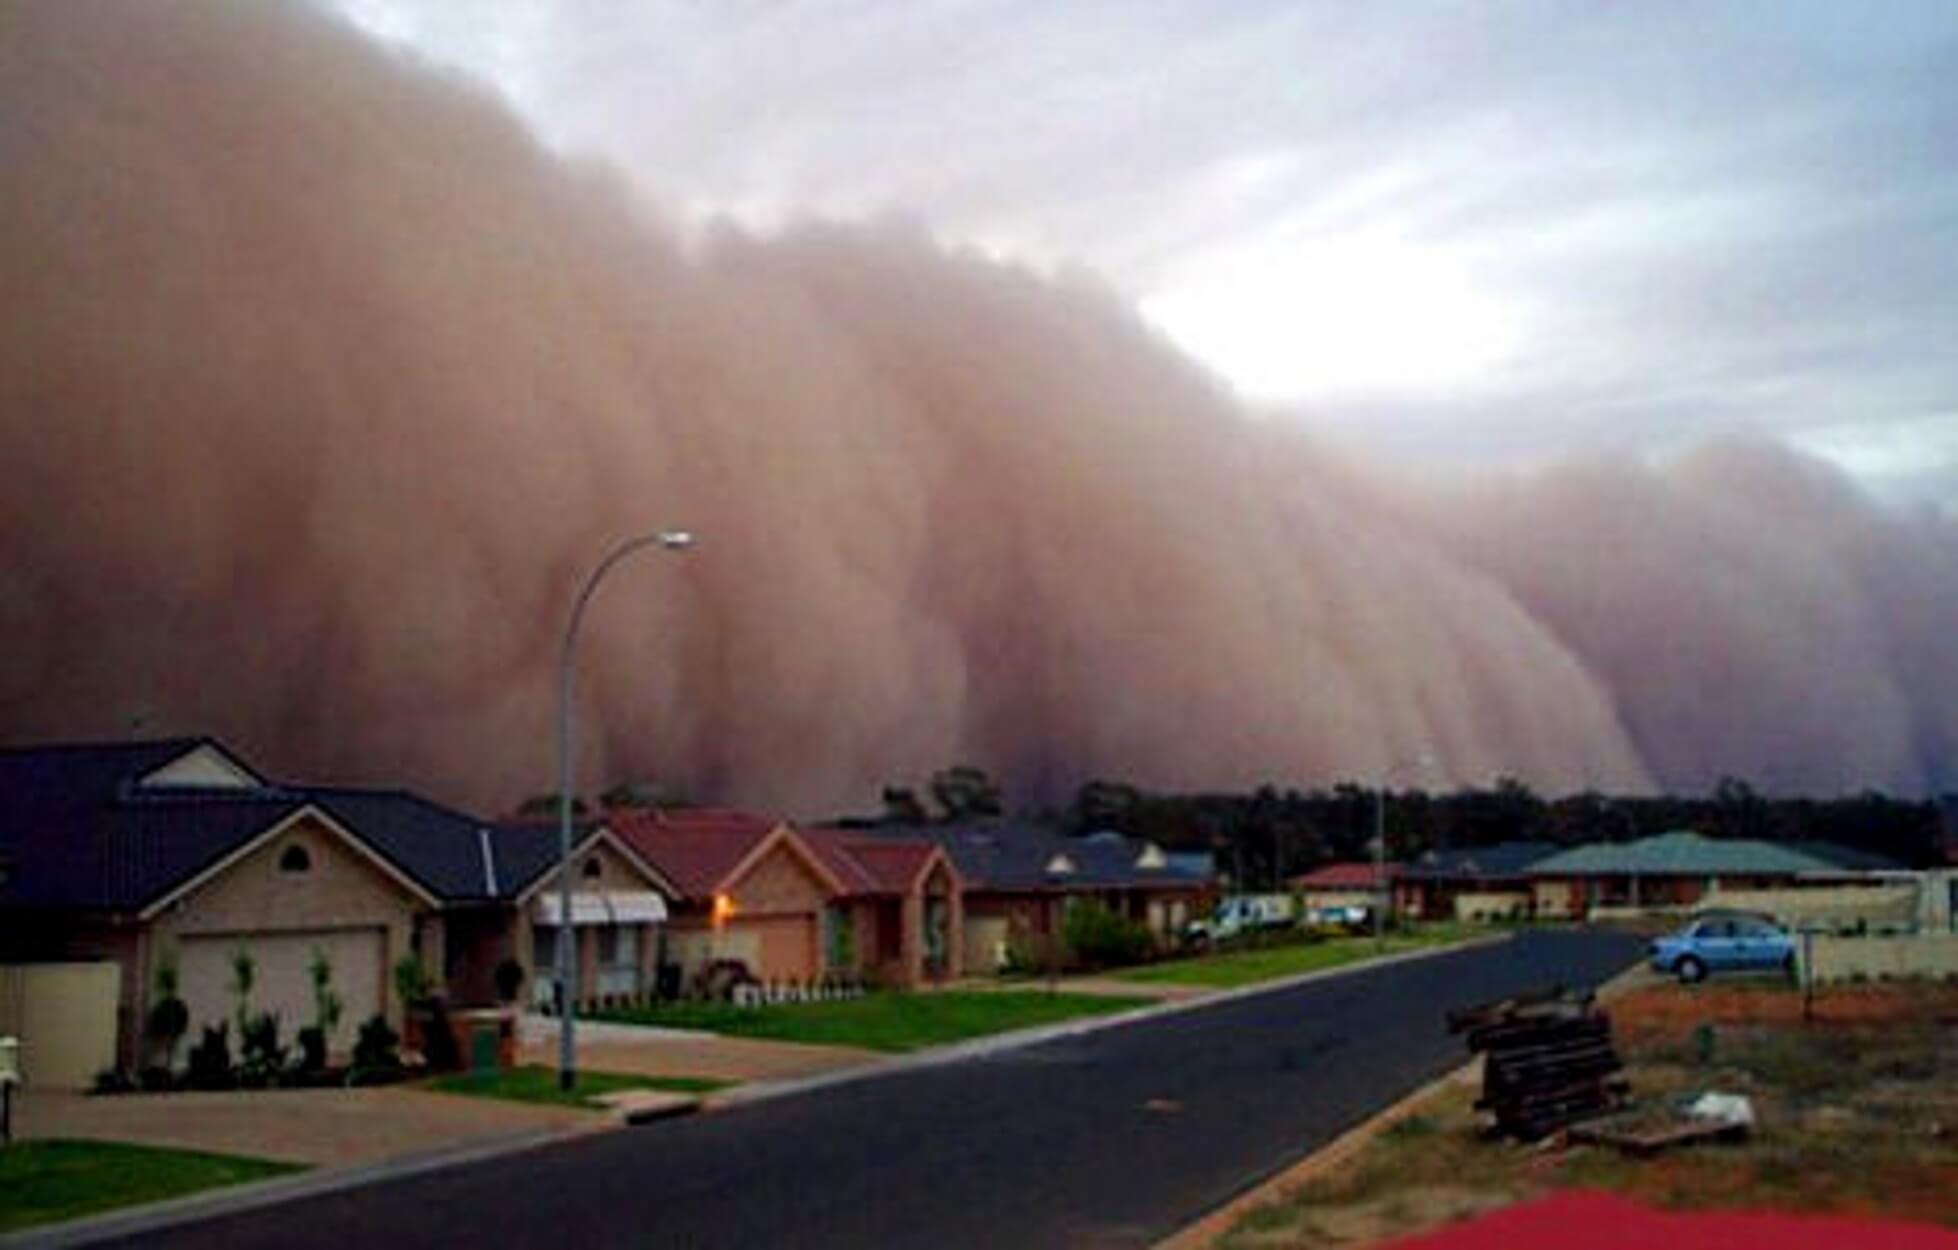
[[1292, 861, 1401, 890], [1529, 831, 1832, 877], [860, 823, 1213, 892], [1400, 841, 1558, 882], [0, 737, 565, 910], [609, 808, 845, 901], [803, 828, 956, 896]]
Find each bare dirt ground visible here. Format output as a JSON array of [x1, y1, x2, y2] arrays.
[[1217, 978, 1958, 1248]]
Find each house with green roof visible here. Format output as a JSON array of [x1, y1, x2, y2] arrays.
[[1528, 831, 1866, 919]]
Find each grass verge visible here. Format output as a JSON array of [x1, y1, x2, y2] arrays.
[[422, 1064, 731, 1109], [0, 1139, 303, 1234], [588, 990, 1153, 1052], [1115, 927, 1480, 989]]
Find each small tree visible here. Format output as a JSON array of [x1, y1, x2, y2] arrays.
[[146, 957, 190, 1071], [298, 948, 344, 1073], [229, 948, 256, 1039], [392, 953, 432, 1014]]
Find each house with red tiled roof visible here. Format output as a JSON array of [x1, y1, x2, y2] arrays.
[[611, 810, 960, 989], [804, 828, 962, 986], [1288, 861, 1401, 921]]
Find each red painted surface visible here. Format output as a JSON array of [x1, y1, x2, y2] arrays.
[[1382, 1192, 1958, 1250]]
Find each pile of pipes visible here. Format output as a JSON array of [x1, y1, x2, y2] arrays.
[[1448, 986, 1626, 1140]]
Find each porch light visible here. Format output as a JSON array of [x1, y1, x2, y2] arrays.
[[712, 892, 737, 929]]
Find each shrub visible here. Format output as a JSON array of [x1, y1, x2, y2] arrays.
[[1062, 901, 1154, 970], [351, 1013, 401, 1072], [92, 1067, 135, 1094], [296, 1025, 329, 1075], [238, 1011, 287, 1087], [185, 1022, 235, 1089], [138, 1064, 176, 1092]]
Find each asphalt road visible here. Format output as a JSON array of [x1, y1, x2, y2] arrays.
[[111, 930, 1641, 1250]]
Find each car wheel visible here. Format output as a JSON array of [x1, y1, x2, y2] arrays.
[[1676, 955, 1706, 984]]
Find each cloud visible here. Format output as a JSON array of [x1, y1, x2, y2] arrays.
[[326, 0, 1958, 500], [3, 0, 1954, 813]]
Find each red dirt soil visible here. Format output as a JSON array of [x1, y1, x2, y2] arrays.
[[1382, 1191, 1958, 1250], [1607, 981, 1958, 1044]]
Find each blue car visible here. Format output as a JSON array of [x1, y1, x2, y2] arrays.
[[1649, 913, 1796, 982]]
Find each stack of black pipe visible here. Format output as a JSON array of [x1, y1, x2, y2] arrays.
[[1447, 985, 1625, 1140]]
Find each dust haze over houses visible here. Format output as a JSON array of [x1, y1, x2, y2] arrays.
[[0, 2, 1954, 811]]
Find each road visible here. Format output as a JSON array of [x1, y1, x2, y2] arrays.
[[111, 930, 1641, 1250]]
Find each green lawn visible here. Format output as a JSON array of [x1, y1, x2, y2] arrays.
[[0, 1139, 303, 1234], [588, 990, 1154, 1052], [1113, 928, 1481, 989], [422, 1064, 731, 1110]]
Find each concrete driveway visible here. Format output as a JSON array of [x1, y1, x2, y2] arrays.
[[14, 1085, 591, 1167]]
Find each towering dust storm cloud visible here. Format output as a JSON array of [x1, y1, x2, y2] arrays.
[[0, 3, 1951, 809]]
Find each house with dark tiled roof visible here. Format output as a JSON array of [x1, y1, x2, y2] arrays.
[[611, 809, 961, 988], [1394, 841, 1557, 922], [859, 824, 1214, 971], [0, 738, 672, 1086]]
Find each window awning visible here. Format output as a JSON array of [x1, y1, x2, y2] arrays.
[[532, 891, 668, 927]]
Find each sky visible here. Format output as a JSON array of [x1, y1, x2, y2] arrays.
[[328, 0, 1958, 509]]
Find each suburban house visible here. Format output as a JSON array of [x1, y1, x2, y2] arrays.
[[862, 824, 1214, 971], [1394, 841, 1557, 921], [1525, 831, 1892, 920], [0, 738, 673, 1086], [1290, 861, 1401, 918], [609, 809, 963, 988]]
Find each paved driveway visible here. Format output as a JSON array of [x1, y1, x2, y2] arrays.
[[15, 1086, 589, 1167], [108, 929, 1643, 1249]]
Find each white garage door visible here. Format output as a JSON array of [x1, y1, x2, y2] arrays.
[[179, 929, 384, 1055]]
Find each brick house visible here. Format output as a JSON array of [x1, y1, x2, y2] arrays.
[[611, 809, 962, 988], [861, 824, 1214, 971], [0, 738, 673, 1084]]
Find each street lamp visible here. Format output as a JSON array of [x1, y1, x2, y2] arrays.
[[1374, 752, 1436, 951], [556, 529, 694, 1091]]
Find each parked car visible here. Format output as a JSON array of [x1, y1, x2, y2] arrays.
[[1649, 912, 1795, 982], [1186, 894, 1298, 943]]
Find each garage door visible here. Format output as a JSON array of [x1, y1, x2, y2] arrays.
[[741, 917, 817, 981], [0, 962, 121, 1090], [180, 929, 384, 1055]]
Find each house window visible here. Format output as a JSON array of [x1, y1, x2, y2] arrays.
[[597, 926, 618, 965], [582, 856, 603, 881], [279, 845, 311, 874]]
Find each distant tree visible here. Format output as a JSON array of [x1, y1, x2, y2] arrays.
[[880, 786, 929, 825], [599, 780, 686, 810], [929, 765, 1003, 822], [1070, 779, 1142, 833], [517, 793, 589, 818]]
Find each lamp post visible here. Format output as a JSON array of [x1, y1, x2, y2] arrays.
[[556, 529, 694, 1092], [1374, 752, 1435, 951]]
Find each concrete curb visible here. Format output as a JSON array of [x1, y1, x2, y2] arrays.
[[708, 935, 1509, 1112], [0, 1122, 605, 1250], [0, 936, 1505, 1247], [1151, 945, 1648, 1250]]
